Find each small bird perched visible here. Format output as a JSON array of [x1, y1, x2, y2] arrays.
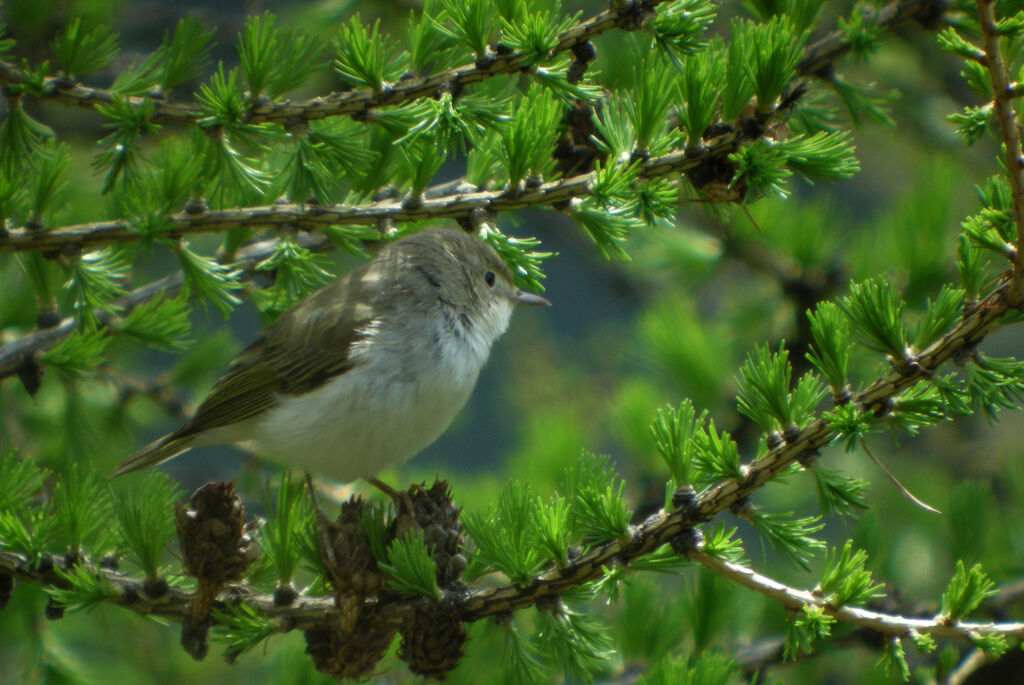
[[113, 228, 549, 481]]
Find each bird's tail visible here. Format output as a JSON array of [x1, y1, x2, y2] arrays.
[[111, 431, 195, 477]]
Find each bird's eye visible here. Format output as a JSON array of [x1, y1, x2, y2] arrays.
[[484, 271, 496, 287]]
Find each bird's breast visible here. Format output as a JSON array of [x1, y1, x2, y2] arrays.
[[249, 323, 486, 482]]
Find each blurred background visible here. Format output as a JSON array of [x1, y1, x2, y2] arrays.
[[2, 0, 1023, 683]]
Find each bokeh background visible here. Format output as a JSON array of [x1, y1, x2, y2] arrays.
[[2, 0, 1024, 683]]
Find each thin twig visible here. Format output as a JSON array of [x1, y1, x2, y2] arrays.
[[976, 0, 1024, 298], [692, 550, 1024, 641], [945, 649, 989, 685]]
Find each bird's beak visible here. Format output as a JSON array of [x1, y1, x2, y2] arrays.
[[509, 289, 551, 307]]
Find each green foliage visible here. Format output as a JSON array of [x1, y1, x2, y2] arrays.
[[252, 238, 333, 319], [175, 243, 244, 317], [837, 5, 884, 61], [701, 524, 745, 563], [747, 510, 825, 570], [27, 141, 70, 222], [407, 0, 458, 74], [51, 17, 119, 79], [0, 450, 45, 510], [811, 466, 868, 518], [238, 12, 324, 99], [50, 463, 114, 556], [816, 541, 883, 607], [964, 354, 1024, 420], [628, 51, 680, 155], [970, 631, 1011, 658], [462, 480, 544, 583], [650, 0, 717, 59], [839, 277, 908, 358], [501, 621, 549, 685], [939, 561, 995, 622], [650, 399, 706, 486], [380, 529, 442, 599], [113, 294, 192, 351], [0, 452, 54, 560], [735, 342, 825, 433], [112, 471, 182, 579], [48, 563, 119, 611], [41, 328, 111, 377], [499, 6, 578, 62], [63, 247, 129, 325], [436, 0, 493, 58], [158, 16, 216, 92], [535, 601, 617, 683], [2, 1, 1024, 682], [877, 637, 910, 682], [479, 223, 552, 292], [333, 15, 405, 91], [564, 453, 631, 544], [784, 605, 835, 660], [94, 97, 160, 193], [737, 15, 807, 111], [0, 11, 14, 56], [678, 43, 724, 149], [912, 285, 964, 350], [495, 86, 562, 188], [212, 602, 280, 663], [806, 302, 850, 393], [638, 651, 737, 685], [690, 418, 743, 484], [254, 473, 314, 588], [776, 132, 859, 181], [729, 139, 793, 200], [0, 97, 54, 176]]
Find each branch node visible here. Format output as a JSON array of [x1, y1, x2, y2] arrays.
[[671, 485, 698, 513], [730, 497, 756, 519], [797, 449, 821, 469], [668, 527, 704, 557], [44, 596, 65, 621]]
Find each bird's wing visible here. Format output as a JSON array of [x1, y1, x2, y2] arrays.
[[178, 276, 373, 438]]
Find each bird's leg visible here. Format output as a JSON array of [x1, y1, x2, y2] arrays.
[[367, 476, 414, 515]]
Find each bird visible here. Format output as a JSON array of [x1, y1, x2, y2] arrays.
[[112, 227, 550, 482]]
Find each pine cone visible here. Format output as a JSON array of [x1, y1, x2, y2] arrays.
[[390, 481, 466, 588], [314, 495, 385, 632], [174, 482, 258, 660], [175, 482, 258, 584], [305, 620, 395, 680], [398, 603, 467, 680]]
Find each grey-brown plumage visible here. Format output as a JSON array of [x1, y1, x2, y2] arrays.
[[113, 228, 549, 480]]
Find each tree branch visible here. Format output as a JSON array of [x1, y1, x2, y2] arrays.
[[0, 1, 671, 127], [0, 135, 740, 254], [0, 233, 330, 381], [0, 0, 945, 129], [976, 0, 1024, 299], [1, 282, 1016, 643], [691, 550, 1024, 641]]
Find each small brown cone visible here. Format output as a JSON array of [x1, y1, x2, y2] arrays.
[[174, 482, 258, 660], [312, 493, 385, 632], [398, 603, 467, 680], [304, 617, 395, 681], [390, 481, 466, 588]]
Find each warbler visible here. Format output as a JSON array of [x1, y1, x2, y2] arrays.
[[113, 227, 550, 481]]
